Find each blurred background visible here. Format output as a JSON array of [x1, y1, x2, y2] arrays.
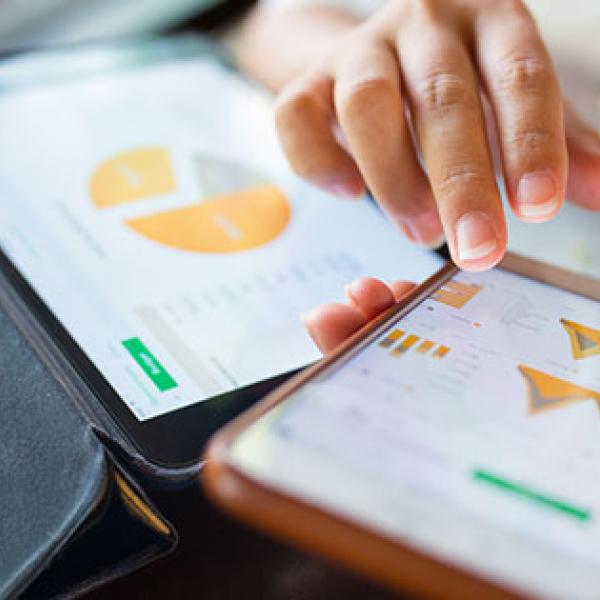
[[0, 0, 598, 128], [0, 0, 222, 51]]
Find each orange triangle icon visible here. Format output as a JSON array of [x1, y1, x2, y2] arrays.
[[560, 319, 600, 360], [518, 365, 600, 415]]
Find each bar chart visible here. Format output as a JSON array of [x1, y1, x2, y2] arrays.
[[432, 280, 482, 309], [379, 328, 450, 359]]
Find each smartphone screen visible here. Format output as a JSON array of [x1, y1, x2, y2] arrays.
[[231, 266, 600, 599]]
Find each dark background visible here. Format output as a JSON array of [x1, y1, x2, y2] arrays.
[[89, 483, 400, 599]]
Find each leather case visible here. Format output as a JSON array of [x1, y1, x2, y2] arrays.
[[0, 36, 244, 597], [0, 280, 177, 599]]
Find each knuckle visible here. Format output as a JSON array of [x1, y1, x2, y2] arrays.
[[418, 70, 477, 113], [437, 164, 489, 197], [338, 76, 399, 120], [498, 53, 551, 96], [507, 127, 562, 153], [275, 87, 322, 129]]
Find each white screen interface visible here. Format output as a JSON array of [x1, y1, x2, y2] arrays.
[[0, 55, 441, 421], [233, 268, 600, 599]]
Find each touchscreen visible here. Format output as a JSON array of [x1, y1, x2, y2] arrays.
[[0, 53, 441, 421], [232, 268, 600, 599]]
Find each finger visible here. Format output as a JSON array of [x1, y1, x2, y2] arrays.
[[390, 280, 417, 301], [397, 17, 506, 271], [333, 35, 443, 247], [564, 103, 600, 210], [476, 2, 567, 222], [302, 303, 366, 354], [344, 276, 397, 319], [275, 73, 364, 197]]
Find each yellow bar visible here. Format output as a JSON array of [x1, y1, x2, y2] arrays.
[[379, 329, 404, 348], [416, 340, 435, 354], [433, 345, 450, 359], [391, 334, 420, 357], [432, 280, 482, 309]]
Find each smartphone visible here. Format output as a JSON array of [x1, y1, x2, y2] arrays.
[[204, 254, 600, 600]]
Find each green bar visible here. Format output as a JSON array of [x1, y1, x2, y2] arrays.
[[122, 337, 177, 392], [472, 470, 591, 522]]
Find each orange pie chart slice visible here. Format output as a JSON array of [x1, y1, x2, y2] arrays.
[[126, 184, 290, 253], [90, 146, 291, 254], [90, 147, 176, 208]]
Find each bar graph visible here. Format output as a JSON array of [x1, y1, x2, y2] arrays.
[[391, 334, 419, 357], [415, 340, 435, 354], [432, 279, 482, 309], [378, 329, 404, 349], [379, 328, 450, 359], [433, 345, 450, 359]]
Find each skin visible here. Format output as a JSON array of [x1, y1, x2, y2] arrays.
[[237, 0, 600, 273], [304, 277, 416, 354]]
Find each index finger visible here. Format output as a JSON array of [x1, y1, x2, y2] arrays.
[[397, 17, 506, 271]]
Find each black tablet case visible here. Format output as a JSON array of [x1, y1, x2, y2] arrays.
[[0, 276, 177, 599], [0, 35, 248, 597]]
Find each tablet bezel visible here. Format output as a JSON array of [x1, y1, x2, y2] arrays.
[[0, 36, 445, 473], [0, 37, 309, 471], [0, 247, 298, 468], [202, 253, 600, 598]]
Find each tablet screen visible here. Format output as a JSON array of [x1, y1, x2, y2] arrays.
[[232, 267, 600, 599], [0, 49, 441, 422]]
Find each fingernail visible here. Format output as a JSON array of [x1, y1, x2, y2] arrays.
[[300, 312, 311, 325], [516, 171, 559, 220], [456, 212, 498, 262], [326, 183, 353, 197], [401, 210, 445, 248], [323, 178, 364, 198]]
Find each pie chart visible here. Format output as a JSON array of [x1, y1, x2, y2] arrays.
[[89, 146, 291, 253]]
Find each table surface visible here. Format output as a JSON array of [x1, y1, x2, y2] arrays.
[[89, 482, 401, 600]]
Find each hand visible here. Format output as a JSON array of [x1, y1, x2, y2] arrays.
[[303, 277, 415, 353], [275, 0, 600, 271]]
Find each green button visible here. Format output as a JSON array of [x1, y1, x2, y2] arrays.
[[472, 469, 591, 522], [122, 337, 177, 392]]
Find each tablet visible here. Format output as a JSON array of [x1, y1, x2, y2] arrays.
[[0, 38, 442, 469], [204, 254, 600, 599]]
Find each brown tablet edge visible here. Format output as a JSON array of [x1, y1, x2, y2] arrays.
[[203, 433, 528, 600], [200, 256, 578, 599]]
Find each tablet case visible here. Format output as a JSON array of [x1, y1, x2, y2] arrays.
[[0, 34, 261, 597], [0, 35, 246, 597], [0, 276, 177, 599]]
